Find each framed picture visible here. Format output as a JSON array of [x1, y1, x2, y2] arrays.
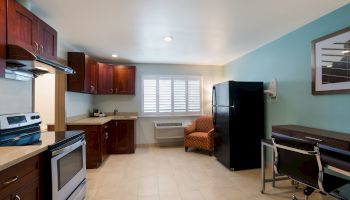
[[312, 27, 350, 95]]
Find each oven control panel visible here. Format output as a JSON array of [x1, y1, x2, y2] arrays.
[[0, 113, 41, 130]]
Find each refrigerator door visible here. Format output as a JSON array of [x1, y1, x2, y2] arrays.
[[214, 105, 234, 169]]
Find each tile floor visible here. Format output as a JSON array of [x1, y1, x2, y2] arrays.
[[86, 146, 333, 200]]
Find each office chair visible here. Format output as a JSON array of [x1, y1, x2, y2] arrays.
[[272, 137, 350, 200], [318, 144, 350, 200]]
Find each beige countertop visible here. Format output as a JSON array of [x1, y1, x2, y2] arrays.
[[0, 132, 57, 171], [66, 113, 138, 126]]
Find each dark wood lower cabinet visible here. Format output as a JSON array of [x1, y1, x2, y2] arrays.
[[0, 154, 44, 200], [109, 120, 135, 154], [67, 124, 109, 169]]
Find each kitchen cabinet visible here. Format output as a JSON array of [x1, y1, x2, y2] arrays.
[[0, 0, 6, 77], [67, 52, 136, 95], [37, 19, 57, 60], [67, 123, 109, 168], [113, 65, 136, 94], [98, 63, 114, 94], [7, 0, 57, 60], [67, 52, 98, 94], [109, 120, 135, 154], [0, 153, 44, 200]]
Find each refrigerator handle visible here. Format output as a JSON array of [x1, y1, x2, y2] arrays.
[[212, 86, 216, 125]]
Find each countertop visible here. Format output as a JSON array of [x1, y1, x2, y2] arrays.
[[67, 113, 138, 126], [0, 132, 56, 171]]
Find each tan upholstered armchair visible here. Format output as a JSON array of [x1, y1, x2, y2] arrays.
[[184, 115, 214, 155]]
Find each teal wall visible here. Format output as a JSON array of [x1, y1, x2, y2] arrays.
[[224, 4, 350, 138]]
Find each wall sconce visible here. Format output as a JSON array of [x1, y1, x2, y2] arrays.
[[264, 78, 277, 99]]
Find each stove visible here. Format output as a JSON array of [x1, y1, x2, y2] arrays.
[[0, 113, 42, 146]]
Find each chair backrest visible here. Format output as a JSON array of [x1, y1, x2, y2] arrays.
[[195, 115, 214, 132], [272, 136, 320, 189]]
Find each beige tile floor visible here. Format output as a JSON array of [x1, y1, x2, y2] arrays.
[[86, 146, 334, 200]]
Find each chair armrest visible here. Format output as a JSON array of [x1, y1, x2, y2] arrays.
[[184, 122, 196, 135], [208, 128, 215, 136]]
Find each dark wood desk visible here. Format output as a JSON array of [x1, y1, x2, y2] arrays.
[[272, 125, 350, 151]]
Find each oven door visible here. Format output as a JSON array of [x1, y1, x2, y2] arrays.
[[51, 139, 86, 200]]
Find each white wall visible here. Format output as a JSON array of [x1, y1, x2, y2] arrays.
[[93, 63, 223, 144], [0, 78, 32, 114], [34, 74, 55, 130]]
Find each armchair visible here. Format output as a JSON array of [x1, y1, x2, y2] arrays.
[[184, 115, 214, 155]]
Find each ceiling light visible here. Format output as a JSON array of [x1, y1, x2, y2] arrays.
[[341, 50, 350, 54], [163, 36, 173, 42], [112, 54, 118, 58]]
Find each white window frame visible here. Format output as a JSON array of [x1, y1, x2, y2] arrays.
[[141, 75, 203, 117]]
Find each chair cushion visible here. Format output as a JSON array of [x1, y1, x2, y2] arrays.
[[185, 132, 213, 150], [188, 132, 209, 139]]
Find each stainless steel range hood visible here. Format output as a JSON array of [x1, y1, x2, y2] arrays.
[[5, 44, 75, 81]]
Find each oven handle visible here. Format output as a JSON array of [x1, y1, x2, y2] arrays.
[[51, 139, 86, 157]]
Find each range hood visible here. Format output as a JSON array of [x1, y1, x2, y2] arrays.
[[5, 44, 75, 81]]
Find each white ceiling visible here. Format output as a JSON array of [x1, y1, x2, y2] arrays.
[[28, 0, 349, 65]]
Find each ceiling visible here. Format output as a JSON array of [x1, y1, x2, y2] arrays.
[[28, 0, 349, 65]]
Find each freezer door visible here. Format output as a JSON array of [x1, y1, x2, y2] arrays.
[[214, 82, 230, 106]]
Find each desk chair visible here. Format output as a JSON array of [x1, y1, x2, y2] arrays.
[[318, 144, 350, 200], [272, 137, 349, 200]]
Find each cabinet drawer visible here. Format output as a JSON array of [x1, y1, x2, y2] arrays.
[[0, 155, 40, 197]]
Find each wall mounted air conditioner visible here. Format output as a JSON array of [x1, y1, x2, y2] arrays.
[[154, 121, 191, 146]]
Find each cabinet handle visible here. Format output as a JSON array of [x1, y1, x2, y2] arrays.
[[110, 88, 113, 93], [33, 42, 39, 55], [3, 176, 19, 185], [14, 195, 21, 200], [40, 44, 44, 54], [115, 88, 118, 93], [104, 126, 108, 129], [91, 85, 95, 92], [115, 122, 118, 126], [105, 132, 108, 139]]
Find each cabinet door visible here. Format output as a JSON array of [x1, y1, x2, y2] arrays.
[[97, 63, 107, 94], [0, 0, 6, 77], [113, 66, 136, 94], [12, 179, 40, 200], [111, 120, 135, 154], [85, 58, 98, 94], [106, 65, 114, 94], [37, 18, 57, 60], [7, 0, 39, 54], [67, 125, 102, 169], [98, 64, 114, 94], [101, 124, 109, 161]]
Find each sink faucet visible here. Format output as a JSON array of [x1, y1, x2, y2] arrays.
[[113, 108, 119, 116]]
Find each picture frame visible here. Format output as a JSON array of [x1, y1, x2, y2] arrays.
[[312, 27, 350, 95]]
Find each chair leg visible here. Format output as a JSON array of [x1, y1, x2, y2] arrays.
[[185, 146, 188, 152]]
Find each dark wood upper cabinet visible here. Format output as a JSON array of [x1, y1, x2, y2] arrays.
[[109, 120, 135, 154], [67, 52, 136, 95], [7, 0, 57, 60], [7, 0, 39, 54], [0, 0, 6, 77], [37, 18, 57, 60], [97, 63, 114, 94], [113, 65, 136, 94], [67, 52, 98, 94]]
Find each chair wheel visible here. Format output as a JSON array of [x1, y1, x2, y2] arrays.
[[292, 195, 298, 200]]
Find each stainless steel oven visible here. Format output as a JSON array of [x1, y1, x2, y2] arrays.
[[49, 133, 86, 200]]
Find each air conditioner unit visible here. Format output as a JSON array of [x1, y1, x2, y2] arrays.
[[154, 121, 191, 146]]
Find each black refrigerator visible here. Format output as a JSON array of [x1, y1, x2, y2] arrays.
[[212, 81, 264, 170]]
